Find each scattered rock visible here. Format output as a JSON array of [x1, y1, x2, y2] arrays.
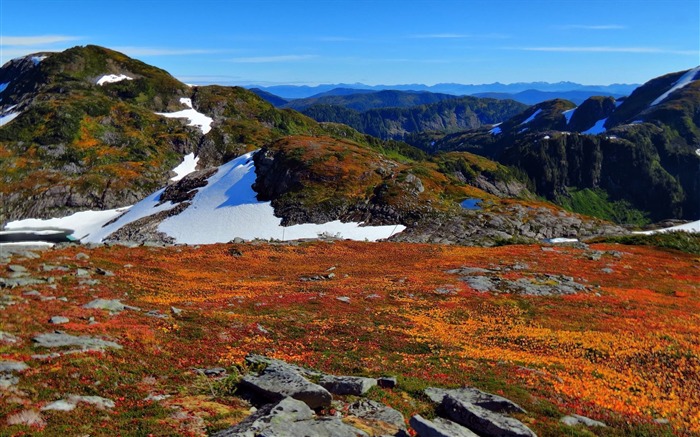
[[170, 306, 183, 315], [83, 298, 139, 312], [318, 375, 377, 395], [0, 331, 19, 344], [49, 316, 70, 325], [377, 376, 397, 388], [426, 387, 526, 414], [561, 414, 607, 427], [32, 332, 122, 351], [196, 367, 227, 378], [212, 396, 314, 437], [0, 360, 28, 373], [145, 309, 168, 319], [75, 268, 91, 277], [240, 364, 332, 409], [42, 395, 115, 411], [348, 399, 407, 432], [336, 296, 351, 303], [0, 374, 19, 389], [7, 265, 28, 273], [75, 253, 90, 260], [96, 268, 115, 276], [410, 414, 479, 437], [6, 410, 46, 428], [601, 268, 614, 274], [441, 394, 536, 437]]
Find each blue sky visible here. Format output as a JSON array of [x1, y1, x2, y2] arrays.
[[1, 0, 698, 86]]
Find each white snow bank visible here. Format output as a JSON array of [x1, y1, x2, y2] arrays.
[[157, 152, 405, 244], [6, 208, 130, 241], [171, 153, 199, 181], [650, 65, 700, 106], [96, 74, 134, 86], [545, 238, 579, 244], [519, 109, 542, 125], [582, 118, 607, 135], [83, 189, 178, 243], [0, 111, 20, 126], [156, 97, 213, 135], [31, 56, 47, 65], [562, 108, 575, 124], [636, 220, 700, 235]]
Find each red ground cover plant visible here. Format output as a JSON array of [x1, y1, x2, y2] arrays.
[[1, 241, 698, 435]]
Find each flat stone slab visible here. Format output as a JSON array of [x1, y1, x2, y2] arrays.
[[441, 394, 536, 437], [561, 414, 606, 427], [212, 397, 313, 437], [32, 332, 122, 351], [49, 316, 70, 324], [426, 387, 526, 414], [319, 375, 377, 395], [42, 395, 115, 411], [410, 414, 479, 437], [240, 366, 331, 409], [83, 299, 139, 312], [348, 399, 406, 430], [0, 360, 29, 373]]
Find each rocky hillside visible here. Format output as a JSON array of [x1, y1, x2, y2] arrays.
[[428, 66, 700, 224], [298, 96, 528, 141], [1, 45, 625, 245]]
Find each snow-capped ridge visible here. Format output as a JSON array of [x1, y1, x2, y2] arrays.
[[650, 66, 700, 106], [519, 109, 542, 125]]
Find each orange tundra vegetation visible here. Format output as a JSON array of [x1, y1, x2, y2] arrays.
[[1, 240, 698, 435]]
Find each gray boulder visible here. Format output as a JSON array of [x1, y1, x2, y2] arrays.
[[348, 399, 405, 428], [83, 299, 139, 312], [32, 332, 122, 351], [0, 360, 28, 373], [409, 414, 479, 437], [240, 366, 331, 409], [425, 387, 526, 414], [441, 394, 536, 437], [212, 397, 313, 437], [319, 375, 377, 395], [49, 316, 70, 324], [561, 414, 606, 427]]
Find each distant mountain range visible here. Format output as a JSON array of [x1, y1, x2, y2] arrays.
[[248, 81, 639, 100]]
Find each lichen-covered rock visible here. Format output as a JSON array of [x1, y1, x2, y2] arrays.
[[410, 414, 479, 437], [425, 387, 526, 414], [318, 375, 377, 395], [441, 394, 536, 437], [240, 365, 331, 409]]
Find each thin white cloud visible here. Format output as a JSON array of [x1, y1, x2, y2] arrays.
[[556, 24, 627, 30], [411, 33, 509, 39], [228, 55, 317, 63], [112, 46, 219, 56], [1, 35, 82, 46], [518, 46, 698, 55]]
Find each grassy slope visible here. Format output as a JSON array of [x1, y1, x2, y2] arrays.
[[1, 241, 698, 436]]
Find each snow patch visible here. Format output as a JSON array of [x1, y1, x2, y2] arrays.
[[489, 125, 502, 135], [695, 148, 700, 157], [519, 109, 542, 125], [0, 82, 9, 93], [582, 118, 607, 135], [96, 74, 134, 86], [0, 112, 20, 126], [543, 135, 550, 140], [545, 238, 579, 244], [562, 108, 575, 125], [6, 208, 130, 242], [636, 220, 700, 235], [156, 98, 213, 135], [31, 55, 47, 65], [171, 153, 199, 181], [650, 66, 700, 106], [157, 152, 405, 244]]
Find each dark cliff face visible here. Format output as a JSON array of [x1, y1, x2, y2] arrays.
[[429, 68, 700, 223]]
